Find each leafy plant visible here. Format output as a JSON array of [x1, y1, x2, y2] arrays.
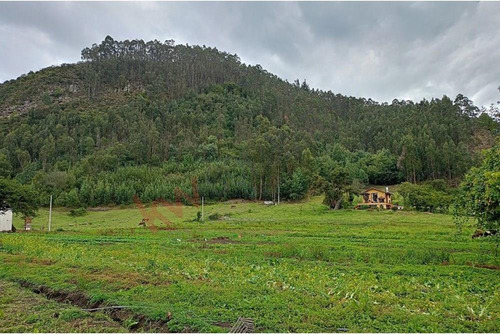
[[69, 208, 87, 217], [454, 140, 500, 253]]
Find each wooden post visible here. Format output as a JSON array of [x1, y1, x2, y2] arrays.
[[201, 196, 204, 221], [48, 195, 52, 232], [277, 165, 280, 205]]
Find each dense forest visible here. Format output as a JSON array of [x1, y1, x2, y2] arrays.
[[0, 36, 498, 207]]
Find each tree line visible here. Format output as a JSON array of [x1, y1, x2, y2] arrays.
[[0, 37, 498, 208]]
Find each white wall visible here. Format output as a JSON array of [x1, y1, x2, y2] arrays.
[[0, 209, 13, 232]]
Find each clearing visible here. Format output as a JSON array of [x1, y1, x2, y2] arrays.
[[0, 197, 499, 332]]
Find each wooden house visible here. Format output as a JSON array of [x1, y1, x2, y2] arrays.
[[356, 187, 393, 209]]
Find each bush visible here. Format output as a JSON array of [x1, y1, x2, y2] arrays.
[[69, 208, 87, 217], [208, 212, 221, 221], [454, 140, 500, 236], [398, 182, 453, 213]]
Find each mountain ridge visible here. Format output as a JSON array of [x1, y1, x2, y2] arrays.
[[0, 36, 498, 207]]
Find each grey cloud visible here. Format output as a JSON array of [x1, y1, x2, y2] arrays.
[[0, 1, 499, 107]]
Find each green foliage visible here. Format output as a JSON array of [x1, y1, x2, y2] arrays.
[[361, 149, 403, 184], [57, 188, 81, 207], [0, 177, 39, 217], [455, 140, 500, 232], [59, 309, 89, 322], [321, 167, 352, 209], [398, 181, 453, 213], [0, 37, 497, 207], [0, 153, 13, 178], [195, 211, 202, 222], [69, 208, 87, 217], [208, 212, 221, 220], [281, 169, 309, 200]]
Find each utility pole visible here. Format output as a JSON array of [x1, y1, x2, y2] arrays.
[[277, 165, 280, 205], [48, 195, 53, 232], [201, 196, 204, 221]]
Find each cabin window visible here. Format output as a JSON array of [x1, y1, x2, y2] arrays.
[[372, 193, 378, 202]]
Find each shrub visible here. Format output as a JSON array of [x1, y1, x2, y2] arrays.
[[398, 182, 453, 212], [208, 212, 221, 221], [454, 141, 500, 252], [69, 208, 87, 217]]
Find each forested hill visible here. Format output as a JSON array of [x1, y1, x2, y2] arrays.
[[0, 36, 498, 207]]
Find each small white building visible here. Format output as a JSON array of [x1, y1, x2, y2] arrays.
[[0, 208, 13, 232]]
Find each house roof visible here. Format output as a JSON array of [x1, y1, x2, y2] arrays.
[[362, 187, 393, 194]]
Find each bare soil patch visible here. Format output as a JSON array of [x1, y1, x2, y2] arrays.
[[206, 236, 241, 244], [467, 262, 500, 270], [16, 280, 170, 332]]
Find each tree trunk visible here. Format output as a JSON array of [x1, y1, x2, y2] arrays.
[[334, 197, 342, 210], [259, 176, 263, 201], [330, 197, 342, 210], [277, 170, 280, 205]]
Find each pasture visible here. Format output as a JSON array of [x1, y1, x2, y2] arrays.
[[0, 197, 499, 332]]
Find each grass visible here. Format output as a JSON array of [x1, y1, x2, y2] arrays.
[[0, 280, 126, 332], [0, 197, 499, 332]]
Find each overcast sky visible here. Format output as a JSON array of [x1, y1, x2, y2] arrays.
[[1, 1, 499, 107]]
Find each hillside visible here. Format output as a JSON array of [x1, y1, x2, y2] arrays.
[[0, 36, 498, 207]]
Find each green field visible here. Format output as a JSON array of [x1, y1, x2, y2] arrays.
[[1, 197, 499, 332]]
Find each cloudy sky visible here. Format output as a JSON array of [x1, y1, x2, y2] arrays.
[[1, 1, 499, 107]]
